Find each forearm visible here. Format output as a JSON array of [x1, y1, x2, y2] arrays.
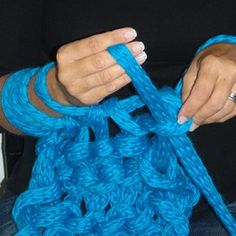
[[0, 66, 69, 135]]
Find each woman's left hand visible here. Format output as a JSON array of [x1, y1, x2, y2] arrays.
[[177, 42, 236, 131]]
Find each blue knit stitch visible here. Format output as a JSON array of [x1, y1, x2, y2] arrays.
[[1, 35, 236, 235]]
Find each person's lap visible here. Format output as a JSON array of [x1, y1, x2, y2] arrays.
[[0, 191, 17, 236], [0, 191, 235, 236], [189, 202, 236, 236]]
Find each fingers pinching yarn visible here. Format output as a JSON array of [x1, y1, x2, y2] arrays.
[[2, 35, 236, 235]]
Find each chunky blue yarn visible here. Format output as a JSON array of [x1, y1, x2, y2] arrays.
[[1, 35, 236, 235]]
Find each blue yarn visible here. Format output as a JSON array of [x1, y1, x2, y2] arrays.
[[1, 67, 66, 137], [1, 34, 236, 235]]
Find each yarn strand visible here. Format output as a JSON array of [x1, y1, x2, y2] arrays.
[[1, 34, 236, 235]]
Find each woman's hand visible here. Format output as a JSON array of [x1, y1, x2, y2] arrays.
[[51, 27, 146, 106], [177, 43, 236, 131]]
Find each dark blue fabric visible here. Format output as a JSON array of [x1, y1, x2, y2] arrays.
[[0, 192, 17, 236], [190, 202, 236, 236]]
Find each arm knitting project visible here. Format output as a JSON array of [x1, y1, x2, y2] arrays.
[[1, 35, 236, 235]]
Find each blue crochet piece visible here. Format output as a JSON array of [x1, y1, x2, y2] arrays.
[[2, 35, 236, 235]]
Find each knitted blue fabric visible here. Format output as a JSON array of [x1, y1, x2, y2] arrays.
[[1, 35, 236, 235]]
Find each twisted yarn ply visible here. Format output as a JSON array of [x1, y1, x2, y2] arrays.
[[2, 35, 236, 235]]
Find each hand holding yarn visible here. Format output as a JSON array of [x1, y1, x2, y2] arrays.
[[178, 42, 236, 130], [3, 35, 236, 235], [54, 27, 146, 106]]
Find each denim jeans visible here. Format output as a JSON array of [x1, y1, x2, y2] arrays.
[[0, 191, 17, 236], [0, 191, 235, 235]]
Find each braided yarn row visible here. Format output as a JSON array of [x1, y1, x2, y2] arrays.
[[2, 35, 236, 235]]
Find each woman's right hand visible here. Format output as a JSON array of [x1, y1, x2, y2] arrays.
[[53, 27, 146, 106]]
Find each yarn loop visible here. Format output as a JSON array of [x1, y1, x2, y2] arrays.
[[1, 35, 236, 235]]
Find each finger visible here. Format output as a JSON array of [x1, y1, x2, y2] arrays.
[[218, 105, 236, 122], [57, 27, 137, 63], [193, 76, 235, 125], [60, 41, 145, 79], [203, 82, 236, 124], [181, 60, 199, 103], [178, 60, 218, 123], [203, 99, 235, 124], [78, 64, 126, 93], [76, 74, 132, 105], [67, 51, 147, 94]]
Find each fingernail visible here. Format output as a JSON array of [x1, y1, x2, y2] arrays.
[[136, 52, 147, 63], [124, 28, 137, 40], [189, 123, 199, 132], [131, 42, 145, 53], [178, 115, 188, 124]]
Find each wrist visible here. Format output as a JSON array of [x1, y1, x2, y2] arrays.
[[0, 74, 24, 135], [28, 75, 62, 118], [46, 66, 71, 106]]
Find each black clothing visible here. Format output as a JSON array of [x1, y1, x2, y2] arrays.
[[0, 0, 236, 219]]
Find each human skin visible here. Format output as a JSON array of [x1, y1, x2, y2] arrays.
[[52, 30, 236, 131], [0, 27, 146, 135], [0, 27, 235, 134], [178, 42, 236, 131]]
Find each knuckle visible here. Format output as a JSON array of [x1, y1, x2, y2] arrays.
[[87, 36, 100, 53], [92, 55, 105, 69], [77, 94, 93, 106], [220, 58, 236, 74], [122, 74, 131, 83], [98, 69, 113, 84], [201, 54, 219, 67], [193, 83, 210, 98], [66, 86, 78, 98], [184, 102, 199, 119], [182, 108, 192, 118], [230, 63, 236, 77], [183, 102, 198, 118], [57, 70, 69, 85], [56, 45, 68, 63], [194, 114, 205, 124], [208, 100, 224, 112], [225, 103, 234, 114], [105, 82, 116, 93]]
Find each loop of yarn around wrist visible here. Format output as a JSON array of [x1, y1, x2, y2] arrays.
[[1, 34, 236, 235]]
